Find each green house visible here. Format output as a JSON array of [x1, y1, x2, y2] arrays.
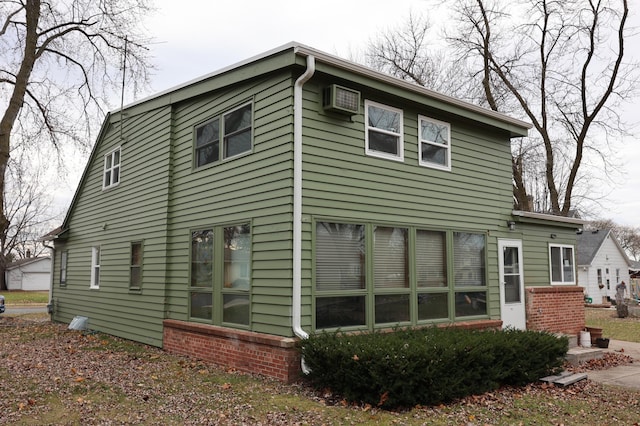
[[47, 43, 585, 382]]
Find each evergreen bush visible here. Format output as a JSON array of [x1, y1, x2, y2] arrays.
[[298, 327, 568, 408]]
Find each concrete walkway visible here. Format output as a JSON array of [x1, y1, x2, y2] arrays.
[[586, 339, 640, 390]]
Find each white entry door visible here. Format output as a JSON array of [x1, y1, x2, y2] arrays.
[[498, 239, 526, 329]]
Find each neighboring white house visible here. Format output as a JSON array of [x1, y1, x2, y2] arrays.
[[577, 229, 631, 303], [6, 257, 51, 291]]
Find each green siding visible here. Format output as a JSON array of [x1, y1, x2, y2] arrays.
[[51, 106, 173, 347], [51, 48, 547, 347]]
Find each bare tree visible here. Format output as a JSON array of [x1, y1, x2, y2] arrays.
[[367, 0, 638, 217], [0, 0, 153, 289], [0, 153, 61, 289]]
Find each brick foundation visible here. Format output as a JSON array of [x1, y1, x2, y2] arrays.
[[162, 318, 503, 383], [163, 320, 301, 383], [525, 286, 585, 337]]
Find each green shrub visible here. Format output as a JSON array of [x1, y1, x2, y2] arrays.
[[298, 327, 567, 408]]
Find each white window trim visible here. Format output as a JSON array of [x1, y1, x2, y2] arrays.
[[549, 243, 576, 285], [365, 100, 404, 162], [103, 146, 121, 190], [418, 115, 451, 171], [90, 246, 101, 289]]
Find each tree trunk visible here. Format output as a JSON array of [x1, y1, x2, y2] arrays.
[[0, 1, 41, 254]]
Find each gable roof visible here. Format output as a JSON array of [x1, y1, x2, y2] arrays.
[[577, 229, 631, 266], [6, 256, 51, 270]]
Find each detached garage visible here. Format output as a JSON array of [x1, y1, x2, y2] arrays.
[[6, 257, 51, 291]]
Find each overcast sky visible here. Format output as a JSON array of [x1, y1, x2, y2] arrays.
[[93, 0, 640, 227]]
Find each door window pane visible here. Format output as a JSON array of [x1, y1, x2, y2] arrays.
[[503, 246, 521, 303]]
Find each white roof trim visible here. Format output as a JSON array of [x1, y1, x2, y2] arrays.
[[116, 42, 531, 133], [512, 210, 585, 225]]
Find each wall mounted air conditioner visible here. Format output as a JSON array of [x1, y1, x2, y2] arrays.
[[322, 84, 360, 115]]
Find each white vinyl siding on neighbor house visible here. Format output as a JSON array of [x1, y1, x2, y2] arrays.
[[419, 115, 451, 171], [550, 244, 575, 285], [103, 147, 121, 189], [365, 100, 403, 161]]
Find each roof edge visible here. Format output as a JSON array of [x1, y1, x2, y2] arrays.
[[512, 210, 586, 225]]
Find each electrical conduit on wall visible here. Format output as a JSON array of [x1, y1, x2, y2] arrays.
[[292, 52, 315, 374]]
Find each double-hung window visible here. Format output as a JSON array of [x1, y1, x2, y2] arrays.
[[419, 116, 451, 170], [365, 100, 403, 161], [60, 251, 68, 285], [190, 224, 251, 327], [130, 242, 143, 289], [195, 103, 253, 168], [103, 148, 121, 189], [90, 246, 100, 289], [549, 244, 575, 284]]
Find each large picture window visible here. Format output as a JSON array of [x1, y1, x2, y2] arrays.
[[189, 224, 251, 327], [314, 222, 488, 331], [419, 116, 451, 170], [365, 100, 403, 161], [195, 102, 253, 168], [550, 244, 575, 284]]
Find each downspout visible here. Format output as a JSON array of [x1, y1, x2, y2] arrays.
[[292, 54, 315, 356]]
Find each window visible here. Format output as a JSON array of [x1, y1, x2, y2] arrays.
[[549, 244, 575, 284], [365, 100, 403, 161], [195, 103, 252, 167], [60, 251, 68, 285], [90, 246, 100, 289], [419, 116, 451, 170], [315, 222, 366, 329], [130, 242, 143, 289], [314, 222, 487, 330], [222, 224, 251, 325], [189, 224, 251, 327], [597, 269, 603, 286], [103, 148, 121, 189]]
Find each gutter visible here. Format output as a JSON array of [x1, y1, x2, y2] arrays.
[[291, 55, 316, 342], [292, 54, 315, 349]]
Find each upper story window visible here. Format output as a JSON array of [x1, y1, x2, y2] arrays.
[[549, 244, 575, 285], [195, 102, 253, 168], [419, 116, 451, 170], [103, 147, 121, 189], [365, 100, 403, 161]]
